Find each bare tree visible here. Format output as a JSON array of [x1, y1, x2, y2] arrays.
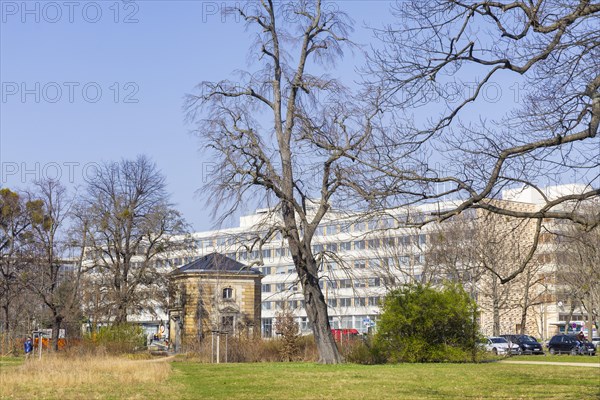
[[24, 180, 80, 351], [81, 155, 191, 324], [426, 214, 484, 290], [554, 210, 600, 337], [363, 1, 599, 243], [0, 188, 31, 351], [426, 211, 548, 335], [368, 227, 438, 287], [274, 307, 301, 361], [185, 1, 376, 364], [516, 257, 550, 336]]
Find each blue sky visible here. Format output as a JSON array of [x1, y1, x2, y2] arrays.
[[0, 1, 524, 231]]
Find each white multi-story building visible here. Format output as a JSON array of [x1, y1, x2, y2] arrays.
[[159, 184, 597, 340], [187, 200, 458, 337]]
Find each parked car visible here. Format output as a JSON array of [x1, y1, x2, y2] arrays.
[[591, 337, 600, 348], [484, 337, 521, 355], [500, 334, 544, 354], [547, 334, 596, 355]]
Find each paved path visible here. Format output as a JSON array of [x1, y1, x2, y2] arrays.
[[500, 360, 600, 368], [137, 355, 177, 363]]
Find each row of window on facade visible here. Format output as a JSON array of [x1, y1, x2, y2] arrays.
[[261, 296, 381, 311], [154, 257, 195, 269], [231, 238, 426, 262], [262, 277, 382, 293], [255, 256, 425, 277], [150, 235, 428, 269], [261, 316, 311, 337], [152, 235, 426, 275], [152, 254, 425, 274], [261, 314, 379, 337], [196, 218, 416, 248], [197, 232, 428, 254]]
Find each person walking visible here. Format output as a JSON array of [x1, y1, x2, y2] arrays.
[[24, 337, 33, 360]]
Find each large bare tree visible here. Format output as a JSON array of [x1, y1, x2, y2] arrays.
[[24, 180, 81, 351], [427, 211, 548, 335], [81, 156, 191, 324], [0, 188, 31, 351], [553, 210, 600, 338], [363, 0, 599, 237], [185, 0, 376, 363]]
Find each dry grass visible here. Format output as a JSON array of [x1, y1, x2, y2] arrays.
[[0, 354, 175, 400], [180, 335, 319, 363]]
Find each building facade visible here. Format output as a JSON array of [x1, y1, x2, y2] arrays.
[[168, 253, 262, 352], [162, 184, 596, 341]]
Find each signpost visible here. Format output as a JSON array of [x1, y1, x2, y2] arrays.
[[31, 330, 49, 360]]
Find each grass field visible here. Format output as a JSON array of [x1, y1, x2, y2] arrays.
[[512, 354, 600, 363], [1, 356, 599, 399], [170, 361, 600, 400]]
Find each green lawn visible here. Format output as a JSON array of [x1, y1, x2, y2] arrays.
[[2, 357, 598, 399], [511, 354, 600, 363], [169, 361, 600, 399]]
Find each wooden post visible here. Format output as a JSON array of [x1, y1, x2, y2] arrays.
[[216, 332, 220, 364], [38, 332, 42, 360], [211, 331, 215, 363]]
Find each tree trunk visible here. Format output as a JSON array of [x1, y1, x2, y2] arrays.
[[519, 307, 528, 335], [493, 307, 500, 336], [2, 303, 9, 333], [492, 277, 500, 336], [288, 234, 342, 364], [587, 292, 594, 340], [303, 274, 342, 364], [565, 301, 576, 334], [1, 304, 9, 354], [51, 313, 63, 352], [115, 302, 128, 324], [519, 274, 531, 335]]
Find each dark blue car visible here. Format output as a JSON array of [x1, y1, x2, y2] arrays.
[[547, 334, 596, 355], [500, 334, 544, 354]]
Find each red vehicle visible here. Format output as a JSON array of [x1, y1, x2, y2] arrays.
[[331, 329, 359, 342]]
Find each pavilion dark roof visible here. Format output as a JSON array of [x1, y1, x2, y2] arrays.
[[171, 252, 262, 276]]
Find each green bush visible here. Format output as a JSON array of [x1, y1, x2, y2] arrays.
[[374, 283, 482, 363], [86, 324, 146, 354], [344, 336, 386, 365]]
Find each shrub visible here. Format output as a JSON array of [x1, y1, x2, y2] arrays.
[[374, 282, 482, 363], [175, 334, 318, 363], [85, 324, 146, 354], [274, 309, 301, 361], [343, 336, 386, 365]]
